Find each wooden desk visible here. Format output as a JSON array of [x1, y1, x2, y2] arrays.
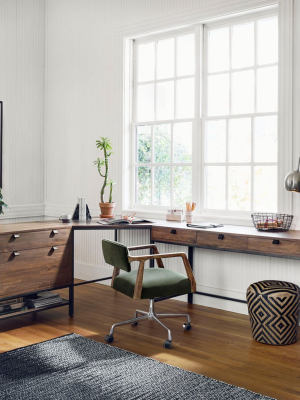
[[151, 221, 300, 259], [1, 218, 300, 321]]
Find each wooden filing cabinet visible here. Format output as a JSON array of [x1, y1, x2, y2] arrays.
[[0, 228, 72, 299]]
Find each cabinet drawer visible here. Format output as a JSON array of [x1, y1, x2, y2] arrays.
[[197, 231, 248, 251], [248, 237, 300, 257], [0, 245, 72, 298], [151, 226, 196, 244], [0, 229, 71, 253]]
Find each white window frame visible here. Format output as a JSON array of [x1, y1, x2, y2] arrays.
[[201, 10, 279, 218], [122, 2, 293, 224], [131, 27, 198, 211]]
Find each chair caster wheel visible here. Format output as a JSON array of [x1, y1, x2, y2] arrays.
[[163, 340, 172, 349], [183, 323, 192, 331], [105, 334, 114, 343], [131, 322, 138, 326]]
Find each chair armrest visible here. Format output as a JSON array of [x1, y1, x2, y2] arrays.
[[130, 252, 196, 299], [128, 244, 164, 268]]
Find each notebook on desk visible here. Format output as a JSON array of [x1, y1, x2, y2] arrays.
[[187, 223, 224, 229], [97, 218, 153, 225]]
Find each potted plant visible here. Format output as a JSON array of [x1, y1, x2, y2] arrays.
[[0, 188, 9, 216], [94, 137, 116, 218]]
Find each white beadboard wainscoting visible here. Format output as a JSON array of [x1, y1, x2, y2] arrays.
[[74, 228, 300, 315], [0, 0, 45, 210]]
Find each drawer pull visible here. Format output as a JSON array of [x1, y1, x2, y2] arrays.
[[13, 251, 19, 256], [13, 234, 19, 238], [272, 240, 280, 245], [170, 229, 177, 234], [218, 234, 224, 240], [52, 246, 58, 251], [52, 230, 58, 235]]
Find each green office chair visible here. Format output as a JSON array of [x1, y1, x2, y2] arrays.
[[102, 239, 196, 349]]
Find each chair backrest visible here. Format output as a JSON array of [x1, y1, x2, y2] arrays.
[[102, 239, 131, 272]]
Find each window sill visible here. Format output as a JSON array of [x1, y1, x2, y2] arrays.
[[122, 208, 255, 227]]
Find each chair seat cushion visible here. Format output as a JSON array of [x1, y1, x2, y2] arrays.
[[113, 268, 192, 299]]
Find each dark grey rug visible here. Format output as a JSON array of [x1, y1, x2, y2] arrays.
[[0, 333, 275, 400]]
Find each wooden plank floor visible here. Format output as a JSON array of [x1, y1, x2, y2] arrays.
[[0, 282, 299, 400]]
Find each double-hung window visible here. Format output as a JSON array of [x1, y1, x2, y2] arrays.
[[131, 10, 278, 216]]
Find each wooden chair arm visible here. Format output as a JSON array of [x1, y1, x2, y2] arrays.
[[130, 252, 196, 299], [133, 261, 145, 299], [128, 244, 164, 268]]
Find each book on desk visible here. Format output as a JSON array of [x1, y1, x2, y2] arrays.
[[97, 218, 153, 225]]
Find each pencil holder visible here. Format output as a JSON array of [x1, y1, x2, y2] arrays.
[[186, 211, 194, 224]]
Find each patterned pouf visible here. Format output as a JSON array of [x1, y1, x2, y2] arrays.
[[247, 280, 300, 345]]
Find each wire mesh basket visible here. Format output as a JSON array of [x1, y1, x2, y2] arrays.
[[251, 213, 293, 232]]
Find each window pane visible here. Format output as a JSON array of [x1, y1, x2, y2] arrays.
[[232, 70, 254, 114], [137, 42, 155, 82], [232, 22, 254, 69], [177, 34, 195, 77], [204, 120, 226, 163], [254, 166, 277, 211], [256, 66, 278, 113], [176, 78, 194, 119], [157, 38, 174, 79], [257, 17, 278, 66], [254, 116, 277, 163], [174, 166, 192, 206], [228, 118, 251, 163], [154, 166, 171, 206], [205, 166, 226, 209], [136, 167, 151, 205], [207, 73, 229, 116], [208, 28, 229, 73], [137, 84, 154, 122], [154, 124, 171, 163], [137, 126, 151, 163], [173, 122, 192, 163], [156, 81, 174, 120], [228, 166, 251, 211]]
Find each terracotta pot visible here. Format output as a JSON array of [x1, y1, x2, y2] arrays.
[[99, 202, 115, 218]]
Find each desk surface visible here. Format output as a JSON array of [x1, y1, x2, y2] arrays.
[[1, 218, 300, 240]]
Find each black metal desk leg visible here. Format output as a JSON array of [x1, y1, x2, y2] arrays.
[[188, 246, 194, 304], [69, 285, 74, 317], [69, 228, 74, 317]]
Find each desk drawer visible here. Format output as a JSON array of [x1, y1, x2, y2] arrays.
[[0, 245, 72, 298], [248, 237, 300, 257], [197, 231, 248, 251], [0, 229, 71, 253], [151, 226, 196, 244]]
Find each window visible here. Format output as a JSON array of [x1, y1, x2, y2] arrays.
[[203, 15, 278, 214], [133, 31, 195, 207], [131, 11, 278, 215]]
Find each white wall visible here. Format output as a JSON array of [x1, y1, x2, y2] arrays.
[[0, 0, 45, 217], [44, 0, 228, 216]]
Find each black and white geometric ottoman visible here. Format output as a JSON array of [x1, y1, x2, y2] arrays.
[[247, 280, 300, 345]]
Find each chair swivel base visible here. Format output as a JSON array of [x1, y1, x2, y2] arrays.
[[104, 298, 192, 349]]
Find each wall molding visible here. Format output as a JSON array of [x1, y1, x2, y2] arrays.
[[0, 204, 45, 219], [116, 0, 278, 38], [44, 203, 102, 218]]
